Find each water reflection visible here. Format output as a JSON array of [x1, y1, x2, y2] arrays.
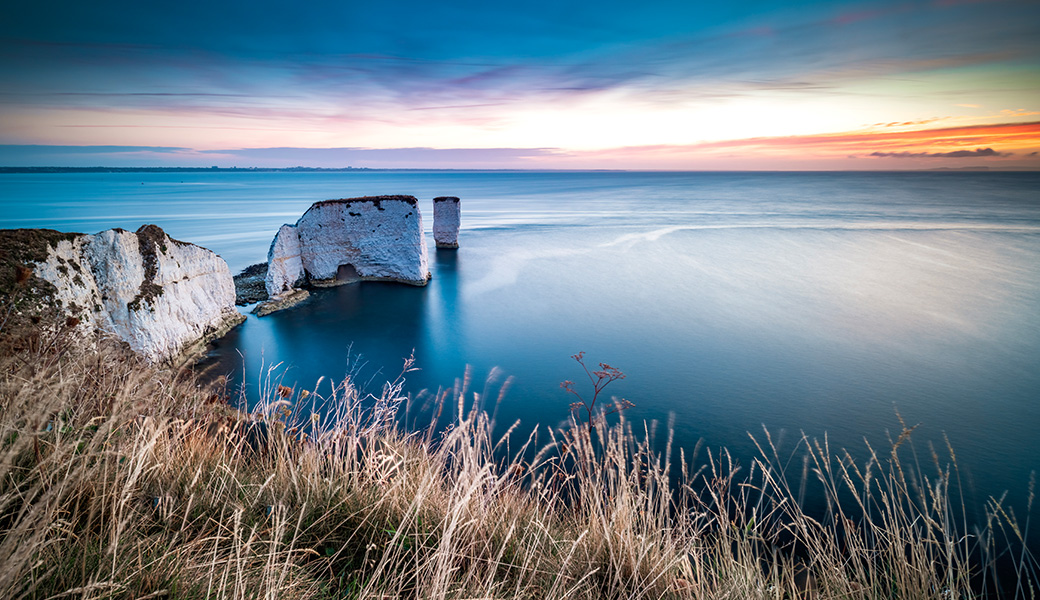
[[424, 248, 463, 359], [208, 280, 431, 404]]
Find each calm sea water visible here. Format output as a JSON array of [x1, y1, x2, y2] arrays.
[[3, 170, 1039, 533]]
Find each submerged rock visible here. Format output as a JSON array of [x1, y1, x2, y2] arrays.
[[258, 195, 431, 315], [433, 196, 460, 249], [252, 288, 309, 316], [0, 225, 244, 363]]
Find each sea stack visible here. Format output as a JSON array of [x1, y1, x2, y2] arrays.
[[1, 225, 244, 363], [433, 196, 460, 249], [259, 195, 431, 314]]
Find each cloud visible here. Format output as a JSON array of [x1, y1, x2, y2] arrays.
[[201, 146, 560, 168], [697, 121, 1040, 154], [0, 144, 570, 168], [0, 144, 196, 166], [522, 120, 1040, 169], [2, 120, 1037, 170], [1001, 109, 1040, 117], [869, 118, 946, 128], [868, 148, 1012, 158], [0, 144, 187, 154], [3, 0, 1038, 122]]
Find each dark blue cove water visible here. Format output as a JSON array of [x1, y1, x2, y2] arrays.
[[4, 171, 1040, 539]]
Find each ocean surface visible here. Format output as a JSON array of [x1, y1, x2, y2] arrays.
[[3, 170, 1039, 534]]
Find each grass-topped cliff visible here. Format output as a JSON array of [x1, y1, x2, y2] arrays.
[[0, 314, 1035, 599]]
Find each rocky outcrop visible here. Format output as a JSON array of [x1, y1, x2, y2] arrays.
[[253, 289, 309, 316], [433, 196, 460, 249], [233, 263, 269, 305], [1, 225, 244, 363], [259, 195, 430, 314], [265, 224, 306, 297]]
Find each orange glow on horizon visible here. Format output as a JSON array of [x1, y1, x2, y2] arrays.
[[529, 121, 1040, 169], [690, 121, 1040, 154]]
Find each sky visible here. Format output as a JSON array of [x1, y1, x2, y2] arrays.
[[1, 0, 1038, 170]]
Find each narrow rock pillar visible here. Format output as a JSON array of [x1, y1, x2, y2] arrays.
[[433, 196, 460, 249]]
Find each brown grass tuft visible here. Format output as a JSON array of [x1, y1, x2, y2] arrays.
[[0, 320, 1034, 599]]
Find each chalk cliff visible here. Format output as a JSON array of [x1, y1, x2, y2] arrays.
[[3, 225, 244, 363], [262, 196, 430, 310], [433, 196, 460, 249], [265, 224, 305, 297]]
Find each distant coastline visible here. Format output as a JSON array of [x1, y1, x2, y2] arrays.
[[0, 166, 627, 173], [1, 166, 1038, 173], [0, 166, 373, 173]]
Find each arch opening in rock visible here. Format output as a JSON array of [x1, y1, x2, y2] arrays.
[[336, 263, 360, 284]]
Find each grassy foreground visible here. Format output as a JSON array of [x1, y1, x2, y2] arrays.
[[0, 326, 1035, 599]]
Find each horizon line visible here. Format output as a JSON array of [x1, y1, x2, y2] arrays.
[[1, 166, 1037, 173]]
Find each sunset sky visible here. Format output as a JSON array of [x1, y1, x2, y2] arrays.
[[1, 0, 1038, 169]]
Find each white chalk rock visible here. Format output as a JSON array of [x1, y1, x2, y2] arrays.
[[32, 235, 114, 334], [265, 224, 305, 297], [433, 196, 460, 249], [294, 195, 430, 285], [30, 224, 243, 363]]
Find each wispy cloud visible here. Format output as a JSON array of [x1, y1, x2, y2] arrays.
[[6, 117, 1038, 170], [3, 0, 1037, 114], [0, 144, 195, 167], [1, 0, 1038, 165], [516, 121, 1040, 169], [202, 146, 560, 168], [0, 144, 188, 154], [1002, 109, 1040, 117], [691, 121, 1040, 154], [868, 148, 1011, 158]]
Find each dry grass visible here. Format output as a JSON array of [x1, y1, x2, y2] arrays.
[[0, 323, 1035, 599]]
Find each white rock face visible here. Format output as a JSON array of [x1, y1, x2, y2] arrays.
[[265, 224, 305, 297], [433, 196, 460, 249], [264, 196, 430, 301], [32, 236, 114, 334], [31, 225, 244, 363]]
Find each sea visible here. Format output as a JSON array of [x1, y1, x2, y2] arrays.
[[3, 170, 1039, 541]]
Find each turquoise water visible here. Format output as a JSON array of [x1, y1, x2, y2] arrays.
[[3, 170, 1040, 534]]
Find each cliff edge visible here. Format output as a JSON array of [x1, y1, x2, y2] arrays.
[[0, 225, 244, 363]]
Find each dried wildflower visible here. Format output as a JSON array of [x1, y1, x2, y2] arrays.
[[561, 352, 633, 428], [277, 385, 293, 399]]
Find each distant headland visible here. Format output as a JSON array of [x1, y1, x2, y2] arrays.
[[0, 166, 373, 173], [0, 166, 629, 173], [1, 166, 1036, 173]]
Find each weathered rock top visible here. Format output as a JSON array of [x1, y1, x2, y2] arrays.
[[308, 195, 420, 212]]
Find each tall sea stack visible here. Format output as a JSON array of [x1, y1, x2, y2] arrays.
[[433, 196, 460, 249], [259, 195, 431, 315]]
